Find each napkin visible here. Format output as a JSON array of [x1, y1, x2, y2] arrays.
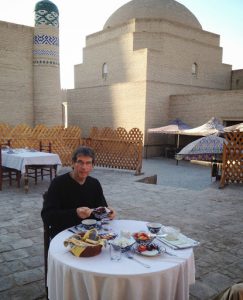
[[158, 233, 199, 249]]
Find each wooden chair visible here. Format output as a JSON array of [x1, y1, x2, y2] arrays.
[[0, 141, 21, 190], [213, 282, 243, 300], [43, 191, 51, 296], [26, 142, 57, 184]]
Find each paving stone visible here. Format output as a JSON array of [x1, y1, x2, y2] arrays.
[[202, 272, 234, 294], [0, 260, 26, 276], [11, 238, 33, 250], [0, 244, 12, 253], [13, 268, 43, 285], [0, 281, 46, 300], [0, 275, 15, 292], [0, 233, 21, 243], [22, 255, 44, 268], [2, 249, 29, 262]]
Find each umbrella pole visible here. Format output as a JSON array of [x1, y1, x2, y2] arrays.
[[176, 134, 180, 165]]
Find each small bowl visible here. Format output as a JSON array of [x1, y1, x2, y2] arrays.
[[110, 237, 136, 252], [146, 222, 162, 234], [133, 231, 155, 245], [93, 207, 111, 220], [81, 219, 97, 230]]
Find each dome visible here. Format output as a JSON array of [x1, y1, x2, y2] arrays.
[[104, 0, 202, 30], [35, 0, 59, 27]]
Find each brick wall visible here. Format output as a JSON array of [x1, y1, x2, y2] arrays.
[[0, 21, 34, 125]]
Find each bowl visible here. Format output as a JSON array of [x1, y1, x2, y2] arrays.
[[81, 219, 97, 230], [110, 237, 136, 252], [93, 207, 111, 220], [132, 231, 155, 245], [163, 226, 180, 240], [146, 222, 162, 234]]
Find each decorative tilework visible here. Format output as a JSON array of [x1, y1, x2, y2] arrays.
[[34, 35, 59, 46], [33, 59, 59, 66], [35, 9, 59, 27], [33, 49, 58, 57]]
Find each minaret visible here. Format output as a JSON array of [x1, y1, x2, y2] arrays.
[[33, 0, 62, 126]]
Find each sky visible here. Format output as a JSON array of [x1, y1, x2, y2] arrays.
[[0, 0, 242, 89]]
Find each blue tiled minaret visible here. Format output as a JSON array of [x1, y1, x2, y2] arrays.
[[33, 0, 62, 126]]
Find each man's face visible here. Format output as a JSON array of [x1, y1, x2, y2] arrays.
[[72, 155, 93, 182]]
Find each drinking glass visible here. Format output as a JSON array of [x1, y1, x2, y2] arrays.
[[109, 244, 121, 261]]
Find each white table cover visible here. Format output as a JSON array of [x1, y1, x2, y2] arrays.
[[1, 149, 62, 174], [48, 220, 195, 300]]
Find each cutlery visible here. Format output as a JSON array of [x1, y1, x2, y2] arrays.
[[125, 252, 151, 268], [68, 228, 77, 234], [155, 237, 180, 250], [164, 249, 177, 257]]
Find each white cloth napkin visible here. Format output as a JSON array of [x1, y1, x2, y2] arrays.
[[158, 233, 199, 249]]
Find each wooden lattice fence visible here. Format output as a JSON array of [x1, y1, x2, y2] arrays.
[[220, 130, 243, 188], [82, 127, 143, 175], [0, 123, 82, 166]]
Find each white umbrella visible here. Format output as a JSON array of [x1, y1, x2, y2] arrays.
[[181, 117, 224, 136], [148, 118, 191, 148], [224, 122, 243, 132]]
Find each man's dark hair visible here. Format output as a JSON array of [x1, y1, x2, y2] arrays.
[[72, 146, 95, 163]]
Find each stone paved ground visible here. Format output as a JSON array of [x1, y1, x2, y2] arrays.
[[0, 157, 242, 300]]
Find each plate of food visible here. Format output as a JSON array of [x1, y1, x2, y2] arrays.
[[99, 232, 118, 240], [135, 243, 164, 257], [132, 231, 155, 245]]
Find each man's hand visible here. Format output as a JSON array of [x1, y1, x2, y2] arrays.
[[76, 207, 93, 219], [107, 206, 116, 220]]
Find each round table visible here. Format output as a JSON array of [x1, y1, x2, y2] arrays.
[[47, 220, 195, 300]]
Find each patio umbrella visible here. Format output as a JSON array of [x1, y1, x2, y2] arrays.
[[148, 118, 191, 148], [177, 135, 226, 161], [181, 117, 224, 136], [224, 122, 243, 132]]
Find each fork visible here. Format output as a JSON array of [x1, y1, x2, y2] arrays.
[[125, 252, 151, 268]]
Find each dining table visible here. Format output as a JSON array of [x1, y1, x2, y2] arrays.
[[1, 148, 62, 191], [47, 219, 196, 300]]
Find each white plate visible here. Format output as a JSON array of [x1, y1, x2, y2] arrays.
[[135, 245, 163, 257], [139, 249, 160, 257]]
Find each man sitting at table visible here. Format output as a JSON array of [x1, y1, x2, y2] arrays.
[[41, 146, 116, 238]]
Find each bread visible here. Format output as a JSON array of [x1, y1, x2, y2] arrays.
[[64, 229, 105, 257]]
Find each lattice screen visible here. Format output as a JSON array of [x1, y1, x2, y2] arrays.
[[83, 127, 143, 175], [220, 130, 243, 188], [0, 123, 82, 166]]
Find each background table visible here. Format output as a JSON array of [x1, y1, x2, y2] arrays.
[[48, 220, 195, 300], [1, 148, 62, 190]]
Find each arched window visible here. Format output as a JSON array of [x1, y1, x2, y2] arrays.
[[102, 63, 108, 80], [192, 62, 198, 76]]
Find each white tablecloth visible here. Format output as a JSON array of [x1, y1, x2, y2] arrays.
[[48, 220, 195, 300], [1, 149, 62, 174]]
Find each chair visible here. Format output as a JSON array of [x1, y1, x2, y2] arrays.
[[26, 142, 57, 184], [43, 191, 51, 296], [213, 282, 243, 300], [0, 141, 21, 190]]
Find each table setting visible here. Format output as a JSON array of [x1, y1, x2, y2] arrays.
[[48, 216, 198, 300]]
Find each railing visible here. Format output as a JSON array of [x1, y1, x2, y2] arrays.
[[82, 127, 143, 175], [0, 123, 82, 166], [0, 124, 144, 173], [220, 130, 243, 188]]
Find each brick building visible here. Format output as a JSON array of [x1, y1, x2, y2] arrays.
[[0, 0, 242, 153]]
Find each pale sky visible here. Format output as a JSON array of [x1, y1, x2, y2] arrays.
[[0, 0, 242, 89]]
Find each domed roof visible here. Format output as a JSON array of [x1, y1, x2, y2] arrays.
[[35, 0, 59, 27], [104, 0, 202, 30]]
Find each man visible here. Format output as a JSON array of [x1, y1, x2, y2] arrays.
[[41, 146, 116, 238]]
